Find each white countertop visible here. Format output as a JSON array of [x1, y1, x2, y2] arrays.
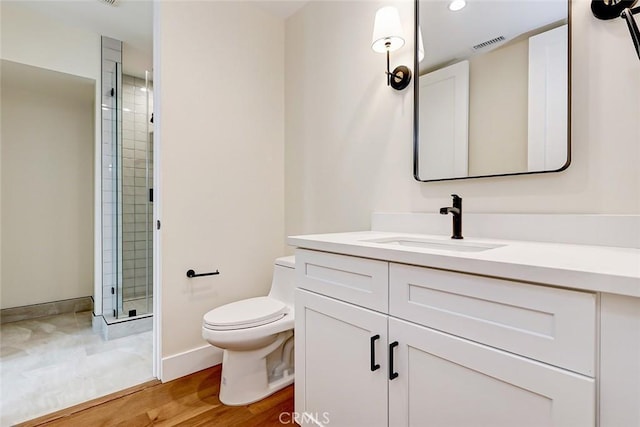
[[288, 231, 640, 298]]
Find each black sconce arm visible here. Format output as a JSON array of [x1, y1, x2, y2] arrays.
[[622, 7, 640, 60], [384, 49, 412, 91]]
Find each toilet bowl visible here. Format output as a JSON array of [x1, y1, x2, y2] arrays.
[[202, 256, 296, 406]]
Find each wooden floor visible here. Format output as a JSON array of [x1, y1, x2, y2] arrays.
[[19, 365, 296, 427]]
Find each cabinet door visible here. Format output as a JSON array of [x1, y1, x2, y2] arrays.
[[388, 318, 595, 427], [295, 289, 388, 427]]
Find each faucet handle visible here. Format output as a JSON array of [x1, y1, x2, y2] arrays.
[[451, 194, 462, 209]]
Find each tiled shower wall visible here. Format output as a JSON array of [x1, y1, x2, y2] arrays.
[[121, 75, 153, 301]]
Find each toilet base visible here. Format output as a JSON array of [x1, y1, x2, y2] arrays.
[[219, 330, 294, 406]]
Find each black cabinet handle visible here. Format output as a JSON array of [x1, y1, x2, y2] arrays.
[[389, 341, 399, 380], [370, 335, 381, 371]]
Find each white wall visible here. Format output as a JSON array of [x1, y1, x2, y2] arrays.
[[285, 0, 640, 240], [157, 1, 285, 360], [0, 2, 101, 80], [0, 1, 104, 313], [468, 38, 529, 176], [286, 0, 416, 236], [1, 61, 95, 309]]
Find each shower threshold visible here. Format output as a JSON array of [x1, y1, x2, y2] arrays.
[[93, 313, 153, 340]]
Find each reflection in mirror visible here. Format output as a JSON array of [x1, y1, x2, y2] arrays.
[[414, 0, 570, 181]]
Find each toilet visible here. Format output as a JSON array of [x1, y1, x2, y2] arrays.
[[202, 256, 296, 406]]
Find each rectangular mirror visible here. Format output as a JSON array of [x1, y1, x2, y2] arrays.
[[414, 0, 570, 182]]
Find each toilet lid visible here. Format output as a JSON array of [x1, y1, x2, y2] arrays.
[[203, 296, 289, 330]]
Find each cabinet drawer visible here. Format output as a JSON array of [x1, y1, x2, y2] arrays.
[[389, 263, 596, 376], [295, 249, 388, 312]]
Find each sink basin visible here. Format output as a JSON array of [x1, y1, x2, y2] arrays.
[[362, 237, 505, 252]]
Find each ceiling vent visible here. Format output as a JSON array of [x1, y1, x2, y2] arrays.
[[472, 36, 506, 52], [98, 0, 119, 6]]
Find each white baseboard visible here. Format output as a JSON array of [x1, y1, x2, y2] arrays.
[[161, 344, 223, 382]]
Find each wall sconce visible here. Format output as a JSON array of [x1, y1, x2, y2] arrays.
[[592, 0, 640, 60], [371, 6, 412, 90]]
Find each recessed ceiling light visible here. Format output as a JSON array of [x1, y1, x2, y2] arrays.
[[449, 0, 466, 12]]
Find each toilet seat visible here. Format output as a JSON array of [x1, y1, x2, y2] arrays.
[[203, 296, 289, 331]]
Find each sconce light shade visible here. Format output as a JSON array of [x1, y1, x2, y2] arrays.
[[372, 6, 405, 52]]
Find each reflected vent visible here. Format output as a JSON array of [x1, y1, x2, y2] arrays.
[[98, 0, 119, 6], [472, 36, 506, 51]]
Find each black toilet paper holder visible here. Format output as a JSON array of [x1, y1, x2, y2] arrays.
[[186, 269, 220, 278]]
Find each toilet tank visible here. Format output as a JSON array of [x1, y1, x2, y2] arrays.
[[268, 256, 296, 308]]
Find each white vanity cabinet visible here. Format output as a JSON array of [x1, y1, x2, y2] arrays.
[[294, 249, 596, 427]]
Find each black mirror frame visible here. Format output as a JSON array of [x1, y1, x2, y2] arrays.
[[413, 0, 572, 182]]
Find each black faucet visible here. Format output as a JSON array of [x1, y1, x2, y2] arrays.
[[440, 194, 463, 239]]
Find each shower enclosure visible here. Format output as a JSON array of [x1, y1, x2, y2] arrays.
[[101, 37, 154, 325]]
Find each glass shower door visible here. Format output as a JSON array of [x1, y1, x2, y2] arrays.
[[101, 36, 153, 321], [118, 72, 153, 318]]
